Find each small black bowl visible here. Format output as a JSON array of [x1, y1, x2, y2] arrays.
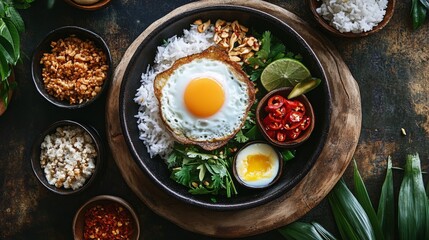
[[31, 26, 112, 109], [232, 141, 283, 189], [31, 120, 104, 195]]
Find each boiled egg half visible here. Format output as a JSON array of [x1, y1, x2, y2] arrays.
[[234, 142, 282, 188]]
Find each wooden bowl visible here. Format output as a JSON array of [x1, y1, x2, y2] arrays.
[[308, 0, 396, 38], [30, 120, 104, 195], [31, 26, 112, 109], [63, 0, 111, 11], [73, 195, 140, 240], [256, 87, 315, 148]]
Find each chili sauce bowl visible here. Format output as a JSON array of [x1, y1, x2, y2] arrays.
[[256, 87, 315, 149], [73, 195, 140, 240]]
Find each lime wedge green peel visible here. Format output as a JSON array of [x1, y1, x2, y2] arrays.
[[260, 58, 311, 91], [288, 77, 321, 99]]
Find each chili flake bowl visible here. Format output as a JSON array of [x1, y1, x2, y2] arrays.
[[30, 120, 104, 195], [73, 195, 140, 240], [31, 26, 112, 109], [308, 0, 396, 38], [256, 87, 315, 149]]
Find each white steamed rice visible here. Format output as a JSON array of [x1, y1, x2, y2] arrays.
[[134, 25, 215, 158], [316, 0, 388, 33]]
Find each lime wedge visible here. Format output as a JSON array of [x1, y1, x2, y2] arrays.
[[260, 58, 312, 91], [288, 77, 321, 99]]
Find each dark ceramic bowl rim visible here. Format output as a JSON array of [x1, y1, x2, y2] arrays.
[[31, 120, 104, 195], [232, 141, 284, 189], [72, 195, 140, 240], [119, 5, 331, 210], [256, 87, 315, 148], [31, 26, 112, 109]]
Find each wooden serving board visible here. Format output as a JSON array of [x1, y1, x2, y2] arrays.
[[106, 0, 361, 238]]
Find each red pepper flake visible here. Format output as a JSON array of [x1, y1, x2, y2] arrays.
[[83, 202, 134, 240]]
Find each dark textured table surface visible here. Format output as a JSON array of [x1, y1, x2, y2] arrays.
[[1, 0, 428, 239]]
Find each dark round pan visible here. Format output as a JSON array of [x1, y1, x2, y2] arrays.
[[119, 5, 331, 211]]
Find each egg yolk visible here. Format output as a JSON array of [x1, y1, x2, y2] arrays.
[[184, 77, 225, 118], [243, 154, 273, 181]]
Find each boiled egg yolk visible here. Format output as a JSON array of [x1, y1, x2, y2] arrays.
[[184, 77, 225, 118], [235, 142, 280, 188], [243, 154, 273, 181]]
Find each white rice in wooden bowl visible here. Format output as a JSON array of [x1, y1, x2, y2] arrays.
[[316, 0, 388, 33], [134, 25, 215, 158]]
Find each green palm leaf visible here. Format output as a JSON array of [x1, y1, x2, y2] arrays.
[[398, 153, 427, 240], [278, 222, 337, 240], [377, 156, 394, 240], [353, 160, 384, 240], [329, 179, 376, 240]]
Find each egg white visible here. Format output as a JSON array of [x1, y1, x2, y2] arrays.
[[235, 143, 280, 188], [159, 58, 250, 142]]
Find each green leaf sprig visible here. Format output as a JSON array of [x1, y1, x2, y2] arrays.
[[412, 0, 428, 29], [0, 0, 33, 108]]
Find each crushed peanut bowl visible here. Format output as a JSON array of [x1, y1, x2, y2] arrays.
[[73, 195, 140, 240], [119, 5, 331, 210], [30, 120, 104, 195], [31, 26, 112, 109]]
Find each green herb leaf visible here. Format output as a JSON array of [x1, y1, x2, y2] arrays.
[[280, 149, 295, 162], [328, 179, 376, 240], [398, 153, 427, 239], [377, 156, 394, 240], [3, 18, 20, 63], [172, 165, 192, 186], [234, 130, 249, 143], [353, 160, 384, 240], [196, 164, 206, 181], [412, 0, 427, 30], [189, 185, 214, 195], [278, 221, 337, 240], [186, 151, 216, 160], [0, 49, 11, 81], [7, 7, 24, 33]]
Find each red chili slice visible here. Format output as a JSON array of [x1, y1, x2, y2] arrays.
[[266, 130, 276, 139], [300, 116, 311, 130], [289, 111, 303, 123], [284, 121, 301, 130], [268, 112, 282, 123], [287, 128, 302, 140], [266, 95, 284, 110], [267, 121, 282, 130], [276, 132, 286, 142]]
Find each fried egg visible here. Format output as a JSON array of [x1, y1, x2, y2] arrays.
[[234, 142, 280, 188], [154, 46, 255, 150]]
